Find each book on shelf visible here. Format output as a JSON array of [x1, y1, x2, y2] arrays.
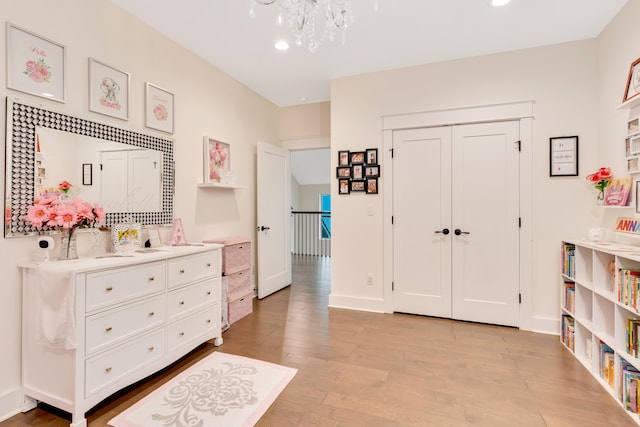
[[600, 341, 615, 388], [561, 315, 575, 351], [604, 177, 632, 206], [562, 243, 576, 278], [617, 268, 640, 310], [621, 360, 640, 414], [628, 318, 640, 357], [563, 282, 575, 313]]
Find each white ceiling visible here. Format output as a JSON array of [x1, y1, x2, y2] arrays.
[[109, 0, 628, 107]]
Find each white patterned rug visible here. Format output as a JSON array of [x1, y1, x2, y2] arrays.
[[108, 352, 297, 427]]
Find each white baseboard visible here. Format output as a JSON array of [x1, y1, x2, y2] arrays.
[[328, 294, 385, 313], [529, 315, 559, 335], [0, 386, 23, 423]]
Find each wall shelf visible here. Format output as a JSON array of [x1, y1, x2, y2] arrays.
[[618, 96, 640, 110], [198, 182, 247, 190]]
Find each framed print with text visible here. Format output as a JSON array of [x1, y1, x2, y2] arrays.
[[549, 136, 578, 177], [145, 82, 174, 134], [6, 23, 65, 102], [89, 58, 130, 120]]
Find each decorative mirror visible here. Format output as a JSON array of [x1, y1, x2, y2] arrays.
[[5, 97, 174, 237]]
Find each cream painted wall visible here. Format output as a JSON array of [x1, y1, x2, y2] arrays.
[[330, 40, 602, 332], [0, 0, 278, 419], [297, 184, 331, 211], [279, 101, 330, 140]]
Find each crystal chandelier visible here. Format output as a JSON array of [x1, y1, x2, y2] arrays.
[[250, 0, 354, 52]]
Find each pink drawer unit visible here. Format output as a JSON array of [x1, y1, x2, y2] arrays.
[[226, 269, 252, 301], [203, 237, 251, 274], [228, 292, 253, 324]]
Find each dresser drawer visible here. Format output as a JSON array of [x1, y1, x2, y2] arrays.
[[168, 308, 218, 353], [85, 329, 164, 398], [85, 295, 165, 355], [167, 252, 219, 288], [228, 292, 253, 324], [167, 279, 218, 321], [85, 262, 165, 312], [225, 269, 251, 301], [222, 241, 251, 274]]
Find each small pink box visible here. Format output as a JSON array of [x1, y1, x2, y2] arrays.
[[228, 292, 253, 324]]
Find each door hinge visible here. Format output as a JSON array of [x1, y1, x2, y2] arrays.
[[516, 141, 521, 152], [518, 217, 522, 228], [519, 293, 522, 304], [392, 281, 394, 291], [392, 216, 394, 225], [391, 148, 394, 158], [100, 163, 103, 171]]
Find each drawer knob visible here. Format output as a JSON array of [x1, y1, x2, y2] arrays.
[[148, 276, 155, 282], [105, 367, 112, 373], [207, 291, 212, 296], [148, 346, 155, 352], [179, 301, 185, 306], [206, 319, 211, 324], [206, 262, 211, 267], [179, 332, 185, 337], [106, 286, 113, 292], [238, 246, 244, 249], [240, 297, 245, 302], [149, 311, 155, 317], [179, 268, 185, 274], [105, 326, 113, 332]]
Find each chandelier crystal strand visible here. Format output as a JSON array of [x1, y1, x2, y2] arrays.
[[252, 0, 353, 52]]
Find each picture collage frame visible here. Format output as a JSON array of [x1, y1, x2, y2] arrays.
[[337, 148, 380, 195]]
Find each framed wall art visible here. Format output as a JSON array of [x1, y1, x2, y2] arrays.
[[6, 23, 65, 102], [338, 150, 350, 166], [338, 178, 350, 195], [350, 151, 365, 165], [145, 82, 174, 134], [365, 165, 380, 178], [203, 137, 231, 183], [624, 57, 640, 103], [350, 180, 365, 192], [82, 163, 92, 186], [366, 148, 378, 165], [549, 136, 578, 177], [88, 58, 130, 120], [336, 166, 351, 179], [366, 178, 378, 194], [352, 164, 364, 180]]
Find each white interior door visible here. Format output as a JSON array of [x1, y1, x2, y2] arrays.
[[129, 150, 162, 212], [451, 122, 520, 326], [100, 151, 128, 212], [392, 121, 520, 327], [393, 127, 452, 317], [257, 142, 292, 299]]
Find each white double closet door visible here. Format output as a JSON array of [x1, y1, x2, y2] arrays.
[[392, 121, 520, 327]]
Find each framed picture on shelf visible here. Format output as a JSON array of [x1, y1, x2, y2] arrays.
[[6, 23, 65, 103], [631, 136, 640, 155], [111, 223, 141, 253], [628, 157, 640, 174], [336, 166, 351, 178], [549, 136, 578, 177], [350, 180, 365, 192], [88, 58, 129, 120], [624, 57, 640, 103], [350, 151, 365, 165], [626, 137, 633, 157], [365, 165, 380, 178], [203, 137, 231, 184], [366, 148, 378, 165], [338, 150, 350, 166], [338, 178, 350, 195], [628, 117, 640, 136], [145, 82, 174, 134], [352, 164, 364, 180], [366, 178, 378, 194]]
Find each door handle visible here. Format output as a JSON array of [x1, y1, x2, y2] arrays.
[[435, 228, 450, 235], [257, 226, 271, 231], [454, 229, 470, 236]]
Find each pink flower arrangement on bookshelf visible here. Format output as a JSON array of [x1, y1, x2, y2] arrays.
[[24, 181, 105, 232], [586, 167, 612, 202]]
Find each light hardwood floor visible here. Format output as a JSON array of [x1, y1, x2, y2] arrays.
[[3, 255, 636, 426]]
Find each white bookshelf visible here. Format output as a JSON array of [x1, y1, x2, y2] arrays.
[[561, 240, 640, 424]]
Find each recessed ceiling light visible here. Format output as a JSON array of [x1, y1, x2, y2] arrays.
[[274, 40, 289, 51], [490, 0, 511, 6]]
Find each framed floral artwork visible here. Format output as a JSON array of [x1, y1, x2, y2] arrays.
[[88, 58, 130, 120], [145, 82, 174, 134], [203, 136, 231, 183], [6, 23, 65, 102]]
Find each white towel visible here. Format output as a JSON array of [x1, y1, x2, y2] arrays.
[[35, 263, 76, 349]]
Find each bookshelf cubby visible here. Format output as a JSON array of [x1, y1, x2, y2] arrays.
[[561, 240, 640, 424]]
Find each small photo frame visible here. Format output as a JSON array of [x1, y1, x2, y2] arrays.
[[203, 137, 231, 183], [628, 157, 640, 174], [350, 151, 365, 165], [82, 163, 92, 186], [336, 166, 351, 178], [628, 117, 639, 136], [624, 57, 640, 103], [627, 137, 633, 157], [366, 178, 378, 194], [6, 23, 65, 103], [549, 136, 578, 177], [88, 58, 130, 120], [338, 150, 350, 166], [111, 223, 141, 253], [366, 148, 378, 165], [350, 180, 366, 192], [352, 164, 364, 180], [636, 180, 640, 214], [338, 178, 350, 195], [365, 165, 380, 178], [145, 82, 174, 134]]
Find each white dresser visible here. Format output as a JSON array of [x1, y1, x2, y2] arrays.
[[19, 244, 223, 427]]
